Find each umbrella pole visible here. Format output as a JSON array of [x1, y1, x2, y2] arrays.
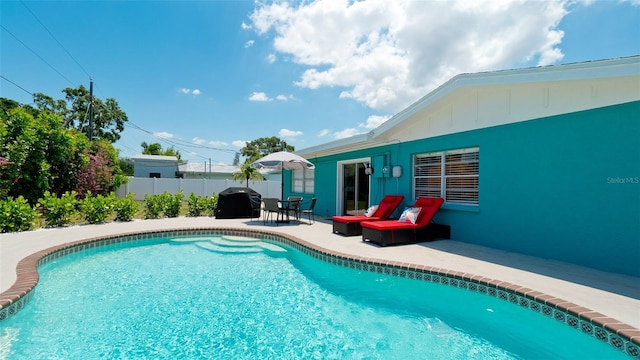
[[281, 163, 284, 200]]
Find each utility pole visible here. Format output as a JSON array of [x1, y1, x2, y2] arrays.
[[209, 158, 212, 179], [88, 78, 94, 140]]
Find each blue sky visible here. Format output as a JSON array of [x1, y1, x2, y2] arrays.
[[2, 0, 639, 165]]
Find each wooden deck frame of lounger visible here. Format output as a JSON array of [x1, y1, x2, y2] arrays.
[[332, 195, 404, 236], [361, 197, 450, 246]]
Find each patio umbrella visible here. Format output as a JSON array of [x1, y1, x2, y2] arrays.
[[251, 151, 315, 199]]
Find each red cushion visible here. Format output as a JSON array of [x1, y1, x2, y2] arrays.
[[361, 197, 444, 230], [361, 220, 417, 230], [333, 215, 385, 223], [412, 197, 444, 226], [373, 203, 393, 218], [372, 195, 404, 218], [332, 195, 404, 223]]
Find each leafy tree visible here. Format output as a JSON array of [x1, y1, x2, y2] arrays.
[[0, 98, 37, 117], [118, 158, 134, 176], [141, 141, 162, 155], [0, 108, 74, 203], [76, 140, 124, 198], [33, 85, 128, 143], [44, 112, 89, 196], [141, 142, 182, 161], [232, 160, 264, 187], [0, 107, 125, 203], [240, 136, 293, 163]]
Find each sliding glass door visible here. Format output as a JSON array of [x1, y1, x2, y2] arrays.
[[340, 162, 370, 215]]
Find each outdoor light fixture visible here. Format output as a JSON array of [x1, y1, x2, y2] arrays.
[[364, 162, 374, 175]]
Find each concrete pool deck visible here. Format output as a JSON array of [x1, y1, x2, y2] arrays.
[[1, 216, 639, 333]]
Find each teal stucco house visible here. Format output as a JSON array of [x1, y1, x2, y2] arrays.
[[288, 56, 640, 277]]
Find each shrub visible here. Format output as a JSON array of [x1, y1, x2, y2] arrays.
[[204, 193, 219, 217], [165, 190, 184, 218], [143, 193, 165, 219], [0, 196, 36, 232], [38, 191, 78, 227], [113, 193, 138, 222], [187, 192, 207, 217], [79, 191, 114, 224]]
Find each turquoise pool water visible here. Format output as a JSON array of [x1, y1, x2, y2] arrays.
[[0, 235, 628, 359]]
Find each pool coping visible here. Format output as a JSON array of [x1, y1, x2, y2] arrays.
[[1, 226, 639, 357]]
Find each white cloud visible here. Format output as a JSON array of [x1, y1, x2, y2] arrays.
[[241, 21, 251, 30], [249, 92, 271, 101], [208, 140, 228, 147], [280, 128, 303, 138], [318, 129, 330, 137], [192, 137, 206, 145], [245, 40, 255, 48], [153, 131, 174, 139], [250, 0, 568, 112], [267, 53, 277, 63], [276, 94, 291, 101], [359, 114, 390, 129], [232, 140, 247, 148], [333, 128, 361, 139], [180, 88, 201, 95]]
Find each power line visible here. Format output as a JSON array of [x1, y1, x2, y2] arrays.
[[0, 75, 34, 96], [125, 121, 237, 154], [124, 122, 213, 161], [123, 121, 240, 164], [1, 25, 75, 86], [20, 0, 91, 79]]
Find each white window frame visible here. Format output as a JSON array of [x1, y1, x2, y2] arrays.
[[413, 147, 479, 205], [292, 168, 314, 194]]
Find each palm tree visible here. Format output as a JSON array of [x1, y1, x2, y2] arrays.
[[232, 160, 263, 187]]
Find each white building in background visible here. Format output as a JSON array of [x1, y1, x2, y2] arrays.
[[132, 154, 282, 181], [177, 162, 238, 179], [132, 154, 179, 178]]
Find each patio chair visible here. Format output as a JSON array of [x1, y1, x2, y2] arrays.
[[262, 198, 282, 225], [332, 195, 404, 236], [361, 197, 450, 246], [286, 196, 303, 222], [300, 198, 317, 224]]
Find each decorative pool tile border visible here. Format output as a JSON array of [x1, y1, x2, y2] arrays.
[[0, 227, 638, 358]]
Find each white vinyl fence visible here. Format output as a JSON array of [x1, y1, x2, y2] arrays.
[[116, 177, 282, 200]]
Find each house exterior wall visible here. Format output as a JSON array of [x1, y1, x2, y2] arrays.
[[133, 159, 177, 179], [301, 101, 639, 276]]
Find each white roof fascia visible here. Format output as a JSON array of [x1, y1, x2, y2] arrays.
[[296, 133, 375, 158], [372, 56, 640, 138], [132, 154, 178, 162], [297, 56, 640, 159]]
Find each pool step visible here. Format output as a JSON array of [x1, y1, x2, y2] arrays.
[[195, 242, 263, 254], [170, 236, 286, 254], [209, 238, 287, 253], [169, 236, 218, 243]]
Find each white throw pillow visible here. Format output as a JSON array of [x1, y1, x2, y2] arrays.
[[364, 205, 379, 217], [398, 207, 421, 224]]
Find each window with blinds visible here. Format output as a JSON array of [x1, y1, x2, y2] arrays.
[[414, 147, 479, 205], [292, 168, 315, 194]]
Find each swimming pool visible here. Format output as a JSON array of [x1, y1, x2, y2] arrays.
[[0, 230, 635, 359]]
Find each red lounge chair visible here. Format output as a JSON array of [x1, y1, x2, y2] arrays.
[[361, 197, 450, 246], [332, 195, 404, 236]]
